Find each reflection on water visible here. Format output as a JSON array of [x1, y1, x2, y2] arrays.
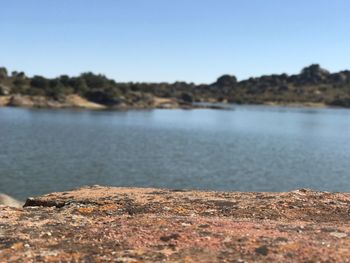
[[0, 105, 350, 199]]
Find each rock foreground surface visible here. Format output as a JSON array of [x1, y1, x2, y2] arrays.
[[1, 186, 350, 262]]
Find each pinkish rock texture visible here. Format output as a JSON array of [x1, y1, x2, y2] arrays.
[[1, 186, 350, 262]]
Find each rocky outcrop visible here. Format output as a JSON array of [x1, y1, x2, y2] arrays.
[[2, 186, 350, 262], [0, 84, 11, 96], [297, 64, 330, 84], [179, 92, 193, 103], [328, 97, 350, 107], [215, 74, 237, 88]]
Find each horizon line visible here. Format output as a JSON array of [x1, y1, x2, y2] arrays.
[[2, 63, 349, 85]]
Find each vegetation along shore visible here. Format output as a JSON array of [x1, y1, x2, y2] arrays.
[[1, 64, 350, 110]]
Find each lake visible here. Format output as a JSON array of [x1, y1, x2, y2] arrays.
[[0, 105, 350, 200]]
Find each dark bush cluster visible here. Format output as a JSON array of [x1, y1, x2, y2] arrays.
[[0, 64, 350, 107]]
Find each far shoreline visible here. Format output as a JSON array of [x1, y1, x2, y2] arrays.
[[0, 95, 346, 112]]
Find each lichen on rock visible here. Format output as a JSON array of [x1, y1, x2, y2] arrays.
[[1, 186, 350, 262]]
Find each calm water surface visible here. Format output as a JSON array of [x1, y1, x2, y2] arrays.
[[1, 105, 350, 199]]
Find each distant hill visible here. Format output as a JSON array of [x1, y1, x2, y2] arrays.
[[1, 64, 350, 109]]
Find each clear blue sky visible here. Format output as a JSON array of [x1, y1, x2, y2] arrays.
[[1, 0, 350, 83]]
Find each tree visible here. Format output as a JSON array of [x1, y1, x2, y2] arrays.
[[30, 76, 49, 90], [0, 67, 8, 79], [80, 72, 108, 89]]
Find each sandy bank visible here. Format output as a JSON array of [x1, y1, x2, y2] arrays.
[[0, 95, 224, 110], [64, 95, 106, 109], [0, 95, 107, 110], [0, 95, 10, 106], [263, 101, 327, 108], [1, 95, 339, 112]]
